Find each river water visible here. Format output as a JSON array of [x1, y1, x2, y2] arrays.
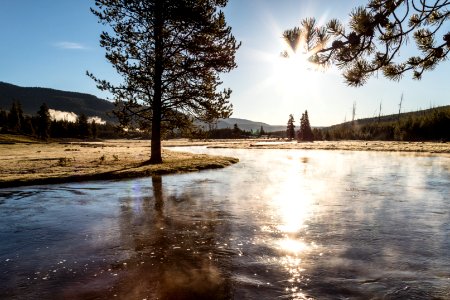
[[0, 147, 449, 299]]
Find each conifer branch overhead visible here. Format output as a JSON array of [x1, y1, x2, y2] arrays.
[[283, 0, 450, 86]]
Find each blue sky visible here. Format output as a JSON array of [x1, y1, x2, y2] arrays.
[[0, 0, 449, 126]]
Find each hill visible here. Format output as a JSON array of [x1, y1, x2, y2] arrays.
[[0, 82, 115, 121], [0, 82, 288, 131], [329, 105, 450, 129], [217, 118, 286, 132], [201, 117, 285, 132], [323, 105, 450, 141]]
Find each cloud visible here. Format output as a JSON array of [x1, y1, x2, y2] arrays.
[[54, 41, 87, 50]]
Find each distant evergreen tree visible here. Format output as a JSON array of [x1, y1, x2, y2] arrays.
[[17, 102, 25, 130], [7, 101, 23, 132], [51, 120, 69, 138], [91, 119, 98, 139], [233, 123, 241, 138], [298, 110, 314, 142], [77, 113, 90, 138], [259, 125, 265, 137], [37, 103, 51, 140], [0, 109, 7, 131], [312, 128, 323, 141], [286, 114, 295, 140], [21, 116, 35, 136]]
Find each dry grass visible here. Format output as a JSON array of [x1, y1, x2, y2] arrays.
[[164, 138, 450, 155], [0, 139, 238, 188], [0, 133, 41, 144]]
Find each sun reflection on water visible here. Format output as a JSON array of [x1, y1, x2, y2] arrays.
[[262, 153, 328, 299], [278, 238, 309, 255], [271, 161, 315, 234]]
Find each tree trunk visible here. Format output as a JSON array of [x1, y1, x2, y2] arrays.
[[149, 0, 164, 164], [150, 106, 162, 164]]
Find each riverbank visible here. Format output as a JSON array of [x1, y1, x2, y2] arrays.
[[2, 138, 448, 188], [0, 139, 238, 188], [165, 139, 450, 155]]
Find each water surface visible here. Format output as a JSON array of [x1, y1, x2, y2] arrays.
[[1, 147, 449, 299]]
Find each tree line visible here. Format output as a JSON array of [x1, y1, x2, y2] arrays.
[[0, 100, 126, 140], [320, 106, 450, 141], [189, 124, 268, 139], [282, 106, 450, 142]]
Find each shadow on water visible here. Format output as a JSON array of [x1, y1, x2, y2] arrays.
[[113, 176, 233, 300]]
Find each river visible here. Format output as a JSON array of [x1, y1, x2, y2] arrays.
[[1, 147, 449, 299]]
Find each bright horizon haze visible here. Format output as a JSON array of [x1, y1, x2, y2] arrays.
[[0, 0, 449, 126]]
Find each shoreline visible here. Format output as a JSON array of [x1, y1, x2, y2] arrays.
[[2, 138, 449, 188], [0, 139, 238, 189], [165, 139, 450, 155]]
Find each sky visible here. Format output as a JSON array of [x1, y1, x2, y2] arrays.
[[0, 0, 449, 126]]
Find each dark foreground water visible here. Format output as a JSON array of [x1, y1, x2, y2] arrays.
[[0, 147, 449, 299]]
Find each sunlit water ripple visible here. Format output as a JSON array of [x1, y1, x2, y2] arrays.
[[0, 147, 449, 299]]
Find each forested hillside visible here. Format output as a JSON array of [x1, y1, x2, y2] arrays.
[[0, 82, 114, 121], [321, 105, 450, 141]]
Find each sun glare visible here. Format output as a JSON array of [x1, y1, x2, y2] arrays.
[[272, 38, 321, 101]]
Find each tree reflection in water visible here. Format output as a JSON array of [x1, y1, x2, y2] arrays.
[[111, 176, 233, 300]]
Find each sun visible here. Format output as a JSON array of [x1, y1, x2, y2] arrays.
[[272, 38, 321, 99]]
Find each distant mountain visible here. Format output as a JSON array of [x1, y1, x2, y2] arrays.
[[0, 82, 288, 131], [202, 117, 286, 133], [0, 82, 115, 121]]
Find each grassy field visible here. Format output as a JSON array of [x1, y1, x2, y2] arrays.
[[0, 139, 238, 188], [165, 138, 450, 154]]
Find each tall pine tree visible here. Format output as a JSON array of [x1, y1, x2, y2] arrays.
[[286, 114, 295, 140], [91, 120, 98, 139], [37, 103, 51, 140], [77, 113, 90, 139], [7, 101, 23, 132], [298, 110, 314, 142], [0, 109, 7, 131], [88, 0, 240, 163]]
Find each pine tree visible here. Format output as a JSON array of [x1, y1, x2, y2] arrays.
[[297, 113, 304, 141], [7, 101, 23, 132], [259, 125, 265, 137], [298, 110, 314, 142], [37, 103, 51, 140], [88, 0, 240, 163], [0, 109, 7, 131], [286, 114, 296, 140], [77, 113, 90, 139], [233, 123, 241, 138], [22, 116, 35, 136], [91, 120, 98, 139]]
